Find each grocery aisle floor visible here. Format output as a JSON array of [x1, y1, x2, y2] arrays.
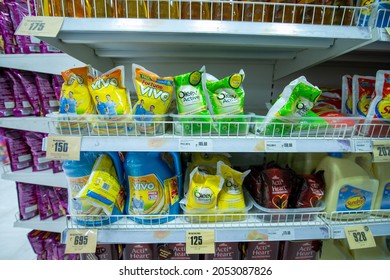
[[0, 178, 36, 260]]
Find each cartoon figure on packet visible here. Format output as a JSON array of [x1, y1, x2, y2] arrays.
[[95, 96, 107, 115]]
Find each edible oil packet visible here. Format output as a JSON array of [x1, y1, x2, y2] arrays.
[[352, 75, 376, 117]]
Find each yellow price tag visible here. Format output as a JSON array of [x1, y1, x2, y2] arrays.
[[186, 230, 215, 254], [386, 28, 390, 36], [15, 16, 64, 37], [65, 229, 98, 254], [344, 225, 376, 250], [46, 135, 81, 160], [372, 140, 390, 162]]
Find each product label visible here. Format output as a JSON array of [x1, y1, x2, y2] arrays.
[[375, 73, 390, 118], [357, 77, 375, 116], [337, 185, 373, 211], [67, 176, 91, 215], [246, 241, 279, 260], [164, 176, 179, 205], [128, 174, 166, 215], [380, 182, 390, 209], [125, 244, 153, 260]]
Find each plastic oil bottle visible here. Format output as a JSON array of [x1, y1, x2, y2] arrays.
[[316, 153, 379, 218], [124, 152, 182, 224]]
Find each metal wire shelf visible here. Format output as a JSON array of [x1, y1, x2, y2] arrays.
[[46, 113, 390, 140], [30, 0, 374, 27]]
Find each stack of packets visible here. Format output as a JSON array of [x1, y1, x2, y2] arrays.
[[180, 153, 250, 222]]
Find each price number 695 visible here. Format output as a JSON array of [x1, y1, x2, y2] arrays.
[[190, 235, 203, 246], [74, 235, 88, 246]]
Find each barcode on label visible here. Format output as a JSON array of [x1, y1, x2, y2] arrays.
[[102, 183, 110, 191]]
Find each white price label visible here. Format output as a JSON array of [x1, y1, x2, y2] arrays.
[[372, 140, 390, 162], [267, 228, 295, 240], [265, 140, 297, 152], [179, 139, 213, 151], [353, 140, 372, 152], [15, 16, 64, 37], [344, 225, 376, 250], [386, 28, 390, 36], [65, 229, 98, 254], [46, 135, 81, 160], [186, 230, 215, 254]]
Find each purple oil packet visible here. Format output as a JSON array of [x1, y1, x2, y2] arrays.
[[0, 70, 16, 116], [54, 187, 68, 214], [43, 232, 60, 260], [48, 188, 66, 220], [51, 75, 64, 101], [27, 230, 46, 255], [0, 2, 17, 54], [5, 0, 40, 53], [12, 70, 41, 116], [53, 160, 63, 173], [37, 185, 53, 220], [4, 139, 32, 172], [16, 182, 38, 220], [35, 73, 59, 115], [4, 70, 33, 117], [24, 131, 54, 172]]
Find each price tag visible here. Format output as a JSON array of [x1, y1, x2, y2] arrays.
[[353, 139, 372, 152], [15, 16, 64, 37], [265, 140, 297, 152], [386, 27, 390, 36], [65, 229, 98, 254], [46, 135, 81, 160], [186, 230, 215, 254], [179, 139, 213, 151], [344, 225, 376, 250], [372, 140, 390, 162], [267, 228, 295, 240]]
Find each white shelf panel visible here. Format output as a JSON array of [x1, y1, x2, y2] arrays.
[[44, 135, 352, 153], [1, 167, 67, 188], [0, 54, 85, 75], [0, 117, 51, 133], [62, 213, 330, 244], [14, 215, 67, 233], [38, 17, 375, 78]]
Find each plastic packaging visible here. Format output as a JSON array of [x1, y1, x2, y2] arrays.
[[52, 74, 64, 101], [256, 76, 325, 135], [157, 243, 199, 260], [0, 2, 17, 54], [16, 182, 38, 220], [81, 244, 122, 260], [37, 185, 54, 220], [204, 242, 241, 260], [181, 1, 211, 19], [316, 153, 379, 217], [365, 70, 390, 120], [124, 152, 182, 224], [24, 131, 53, 172], [35, 73, 59, 115], [76, 154, 125, 217], [281, 240, 322, 260], [342, 75, 353, 115], [184, 166, 224, 210], [242, 241, 280, 260], [292, 171, 325, 208], [2, 129, 32, 171], [0, 69, 15, 117], [216, 161, 250, 210], [12, 70, 41, 116], [123, 244, 155, 260], [352, 75, 376, 116], [4, 70, 33, 117]]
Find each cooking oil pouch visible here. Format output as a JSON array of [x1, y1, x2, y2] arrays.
[[76, 154, 124, 216], [132, 64, 174, 134], [352, 75, 376, 117], [184, 167, 224, 210], [89, 66, 131, 135], [173, 66, 213, 135], [203, 70, 247, 135], [256, 76, 326, 136], [342, 75, 353, 115], [216, 161, 250, 210]]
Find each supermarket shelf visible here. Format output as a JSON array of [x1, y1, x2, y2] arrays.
[[38, 17, 374, 79], [329, 210, 390, 239], [0, 117, 51, 133], [1, 167, 67, 188], [61, 213, 330, 244], [0, 53, 85, 75], [14, 215, 67, 233]]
